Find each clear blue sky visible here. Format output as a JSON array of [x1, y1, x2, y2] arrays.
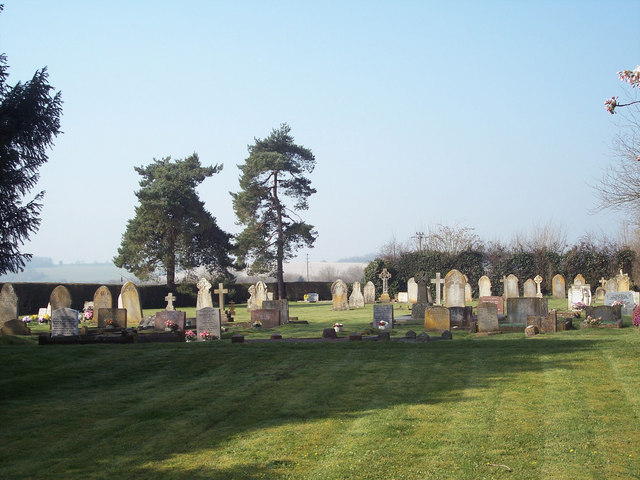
[[2, 0, 639, 264]]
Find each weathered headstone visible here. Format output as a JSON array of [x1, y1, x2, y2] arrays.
[[197, 277, 213, 310], [523, 279, 536, 297], [568, 285, 592, 309], [448, 306, 474, 331], [506, 298, 548, 325], [585, 305, 622, 324], [604, 291, 635, 315], [0, 283, 19, 324], [397, 292, 408, 303], [573, 274, 586, 286], [605, 278, 618, 295], [477, 302, 499, 332], [50, 285, 72, 312], [552, 274, 565, 299], [251, 309, 280, 328], [263, 299, 289, 324], [504, 274, 519, 299], [478, 276, 492, 298], [164, 292, 176, 311], [616, 270, 630, 292], [444, 269, 466, 308], [51, 307, 79, 337], [197, 307, 222, 340], [308, 292, 319, 303], [425, 305, 450, 331], [464, 283, 472, 303], [349, 282, 365, 308], [378, 268, 392, 302], [527, 311, 557, 333], [331, 279, 349, 311], [363, 281, 376, 304], [373, 304, 394, 330], [479, 296, 504, 315], [595, 287, 606, 301], [246, 285, 256, 311], [431, 272, 445, 306], [92, 286, 113, 327], [121, 282, 143, 326], [154, 310, 186, 331], [98, 308, 127, 328], [407, 278, 418, 304], [255, 281, 268, 310]]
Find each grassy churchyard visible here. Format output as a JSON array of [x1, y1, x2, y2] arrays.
[[2, 299, 640, 479]]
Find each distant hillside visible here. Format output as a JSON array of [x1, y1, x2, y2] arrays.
[[0, 258, 139, 284]]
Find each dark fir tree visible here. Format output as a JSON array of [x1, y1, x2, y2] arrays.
[[232, 123, 317, 299], [0, 5, 63, 275], [114, 154, 233, 288]]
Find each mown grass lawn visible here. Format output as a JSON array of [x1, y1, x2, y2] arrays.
[[2, 300, 639, 479]]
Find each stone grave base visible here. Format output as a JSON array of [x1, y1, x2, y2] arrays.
[[38, 330, 185, 345]]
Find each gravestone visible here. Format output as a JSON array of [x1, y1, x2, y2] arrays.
[[308, 292, 319, 303], [444, 269, 466, 308], [479, 296, 504, 315], [523, 279, 536, 297], [197, 307, 222, 340], [526, 311, 557, 333], [411, 271, 432, 320], [255, 281, 268, 310], [616, 270, 630, 292], [595, 287, 606, 301], [373, 304, 394, 330], [251, 309, 280, 328], [51, 307, 79, 337], [568, 285, 592, 309], [378, 268, 392, 302], [605, 278, 618, 295], [246, 285, 256, 311], [121, 282, 143, 326], [267, 292, 274, 301], [93, 286, 112, 327], [331, 279, 349, 311], [464, 283, 472, 303], [604, 291, 635, 315], [98, 308, 127, 328], [214, 283, 228, 309], [0, 283, 19, 324], [407, 278, 418, 304], [154, 310, 186, 331], [585, 305, 622, 324], [50, 285, 72, 312], [431, 272, 445, 306], [477, 302, 499, 332], [573, 274, 586, 285], [534, 275, 543, 298], [197, 277, 213, 310], [448, 306, 474, 331], [478, 276, 491, 298], [424, 305, 450, 331], [506, 298, 548, 325], [349, 282, 365, 308], [164, 292, 176, 311], [397, 292, 408, 303], [504, 274, 519, 299], [552, 274, 565, 299], [263, 299, 289, 324], [363, 281, 376, 304]]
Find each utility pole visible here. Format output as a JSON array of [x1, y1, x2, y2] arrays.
[[306, 253, 309, 282], [412, 231, 425, 252]]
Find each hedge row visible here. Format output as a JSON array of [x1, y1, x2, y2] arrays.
[[1, 281, 334, 315]]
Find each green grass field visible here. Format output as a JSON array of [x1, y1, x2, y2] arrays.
[[2, 299, 639, 479]]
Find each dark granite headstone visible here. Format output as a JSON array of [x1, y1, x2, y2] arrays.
[[251, 309, 280, 328], [197, 307, 221, 340], [98, 308, 127, 328], [374, 304, 394, 329], [50, 285, 72, 312], [51, 307, 79, 337], [478, 296, 504, 315], [477, 302, 499, 332], [604, 292, 635, 316], [585, 305, 622, 326], [405, 330, 417, 339], [322, 327, 337, 339], [506, 298, 548, 325], [154, 310, 186, 331]]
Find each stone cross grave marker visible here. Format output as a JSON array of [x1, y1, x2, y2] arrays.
[[415, 271, 432, 304], [378, 268, 391, 302], [599, 277, 607, 289], [196, 277, 213, 310], [214, 283, 228, 309], [534, 275, 543, 298], [165, 292, 176, 311], [431, 272, 445, 306]]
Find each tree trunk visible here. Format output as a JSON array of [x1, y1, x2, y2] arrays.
[[166, 232, 176, 289], [273, 172, 286, 300]]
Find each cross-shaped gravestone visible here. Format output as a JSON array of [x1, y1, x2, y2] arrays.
[[599, 277, 607, 288], [164, 292, 176, 311], [431, 272, 445, 306], [378, 268, 392, 295], [534, 275, 543, 298], [414, 271, 433, 304], [214, 283, 228, 309]]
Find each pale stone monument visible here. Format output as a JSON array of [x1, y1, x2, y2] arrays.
[[444, 269, 466, 308], [197, 307, 221, 340], [50, 285, 72, 312], [552, 274, 565, 299], [378, 268, 391, 303], [478, 275, 491, 298], [573, 274, 586, 286], [523, 279, 536, 297], [197, 277, 213, 310], [431, 272, 445, 306], [331, 279, 349, 311], [605, 278, 618, 295], [534, 275, 543, 298], [246, 285, 256, 311], [503, 274, 519, 299], [164, 292, 176, 311], [464, 282, 472, 303], [616, 270, 630, 292], [214, 283, 228, 309], [255, 281, 268, 310], [93, 286, 112, 326], [0, 283, 19, 327], [407, 277, 418, 304], [120, 281, 142, 326], [363, 281, 376, 304], [348, 281, 365, 308], [424, 305, 450, 331]]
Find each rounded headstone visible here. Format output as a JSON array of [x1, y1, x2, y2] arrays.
[[50, 285, 72, 312]]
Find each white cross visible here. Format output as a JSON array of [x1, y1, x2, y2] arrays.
[[431, 273, 445, 306], [214, 283, 228, 309], [165, 292, 176, 311]]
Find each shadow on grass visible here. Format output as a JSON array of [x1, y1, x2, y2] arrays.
[[0, 335, 614, 479]]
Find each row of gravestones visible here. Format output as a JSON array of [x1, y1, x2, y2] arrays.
[[331, 280, 375, 310]]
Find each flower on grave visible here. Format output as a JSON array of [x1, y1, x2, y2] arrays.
[[583, 315, 602, 327], [185, 330, 197, 341], [253, 320, 262, 328], [377, 320, 388, 330], [83, 307, 93, 321], [38, 314, 50, 323], [21, 315, 31, 324], [612, 300, 623, 306], [199, 330, 213, 340], [333, 323, 343, 328], [105, 318, 115, 327], [572, 302, 586, 311], [165, 320, 178, 331]]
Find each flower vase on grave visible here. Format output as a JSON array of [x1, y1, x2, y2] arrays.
[[333, 323, 343, 333]]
